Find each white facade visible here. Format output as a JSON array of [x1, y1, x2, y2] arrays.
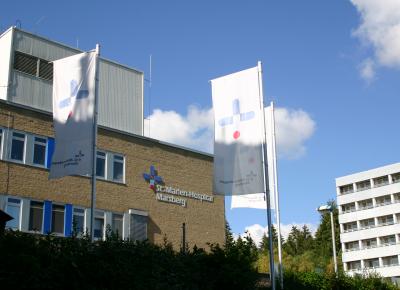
[[337, 163, 400, 281]]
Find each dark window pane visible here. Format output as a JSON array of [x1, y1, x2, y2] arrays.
[[51, 205, 64, 234], [94, 218, 104, 239], [29, 201, 43, 232], [114, 155, 123, 161], [14, 52, 38, 76], [73, 215, 84, 235], [39, 60, 53, 81], [113, 161, 123, 181], [96, 157, 105, 178], [11, 139, 24, 161], [130, 214, 147, 241], [33, 143, 46, 165]]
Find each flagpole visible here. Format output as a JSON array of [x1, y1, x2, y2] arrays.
[[90, 44, 100, 242], [271, 101, 283, 289], [258, 61, 275, 290]]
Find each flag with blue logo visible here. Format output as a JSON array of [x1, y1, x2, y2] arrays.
[[231, 105, 276, 208], [211, 66, 265, 195], [49, 52, 97, 179]]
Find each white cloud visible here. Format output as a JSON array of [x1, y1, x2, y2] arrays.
[[350, 0, 400, 79], [274, 107, 316, 159], [145, 105, 315, 159], [240, 223, 318, 247], [144, 106, 214, 153], [359, 58, 375, 82]]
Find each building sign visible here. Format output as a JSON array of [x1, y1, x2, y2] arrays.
[[143, 165, 214, 207]]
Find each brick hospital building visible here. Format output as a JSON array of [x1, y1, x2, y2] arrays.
[[0, 27, 225, 249]]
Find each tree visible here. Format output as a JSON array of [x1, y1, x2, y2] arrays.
[[259, 224, 278, 253], [225, 221, 234, 249], [314, 200, 341, 270], [283, 225, 314, 256]]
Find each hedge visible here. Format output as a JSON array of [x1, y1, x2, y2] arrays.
[[0, 230, 258, 289]]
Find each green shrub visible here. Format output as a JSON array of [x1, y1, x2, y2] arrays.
[[277, 270, 398, 290], [0, 230, 258, 289]]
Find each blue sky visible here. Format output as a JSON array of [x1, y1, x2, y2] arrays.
[[2, 0, 400, 243]]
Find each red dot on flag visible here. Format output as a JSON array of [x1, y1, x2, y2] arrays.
[[233, 131, 240, 139]]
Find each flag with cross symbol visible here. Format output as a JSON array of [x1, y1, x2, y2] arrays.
[[211, 65, 265, 195]]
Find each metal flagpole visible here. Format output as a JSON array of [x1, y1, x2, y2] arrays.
[[270, 101, 283, 289], [258, 61, 275, 290], [90, 44, 100, 242]]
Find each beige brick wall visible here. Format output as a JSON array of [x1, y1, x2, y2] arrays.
[[0, 103, 225, 250]]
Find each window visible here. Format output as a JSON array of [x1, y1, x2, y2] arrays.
[[362, 238, 377, 249], [394, 193, 400, 203], [5, 198, 21, 230], [94, 211, 104, 240], [14, 51, 37, 76], [33, 136, 47, 166], [13, 51, 53, 81], [112, 213, 123, 238], [113, 154, 124, 182], [382, 256, 398, 267], [356, 180, 371, 191], [38, 59, 53, 80], [392, 173, 400, 183], [130, 213, 147, 241], [29, 201, 43, 232], [10, 132, 25, 161], [360, 218, 375, 229], [380, 235, 396, 246], [365, 258, 379, 269], [358, 199, 373, 210], [96, 151, 106, 178], [345, 241, 359, 252], [72, 208, 85, 236], [340, 184, 354, 195], [374, 175, 389, 187], [0, 128, 3, 159], [343, 222, 357, 232], [376, 195, 391, 207], [342, 203, 355, 213], [347, 261, 361, 271], [51, 204, 65, 234], [378, 215, 394, 226]]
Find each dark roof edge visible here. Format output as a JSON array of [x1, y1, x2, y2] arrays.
[[0, 99, 214, 159]]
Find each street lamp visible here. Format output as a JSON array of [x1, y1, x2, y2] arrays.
[[317, 204, 338, 275]]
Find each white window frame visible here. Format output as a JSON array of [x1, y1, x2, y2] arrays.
[[96, 150, 107, 179], [5, 197, 22, 230], [112, 154, 125, 183], [9, 130, 26, 163], [32, 135, 47, 167]]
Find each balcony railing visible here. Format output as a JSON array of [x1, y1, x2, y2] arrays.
[[345, 241, 399, 252]]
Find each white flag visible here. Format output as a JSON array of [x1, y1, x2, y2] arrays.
[[211, 66, 265, 195], [49, 52, 97, 179], [231, 105, 276, 208]]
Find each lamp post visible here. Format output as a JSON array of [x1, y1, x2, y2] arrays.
[[317, 204, 338, 274]]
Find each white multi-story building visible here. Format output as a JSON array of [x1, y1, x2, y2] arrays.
[[337, 163, 400, 283]]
